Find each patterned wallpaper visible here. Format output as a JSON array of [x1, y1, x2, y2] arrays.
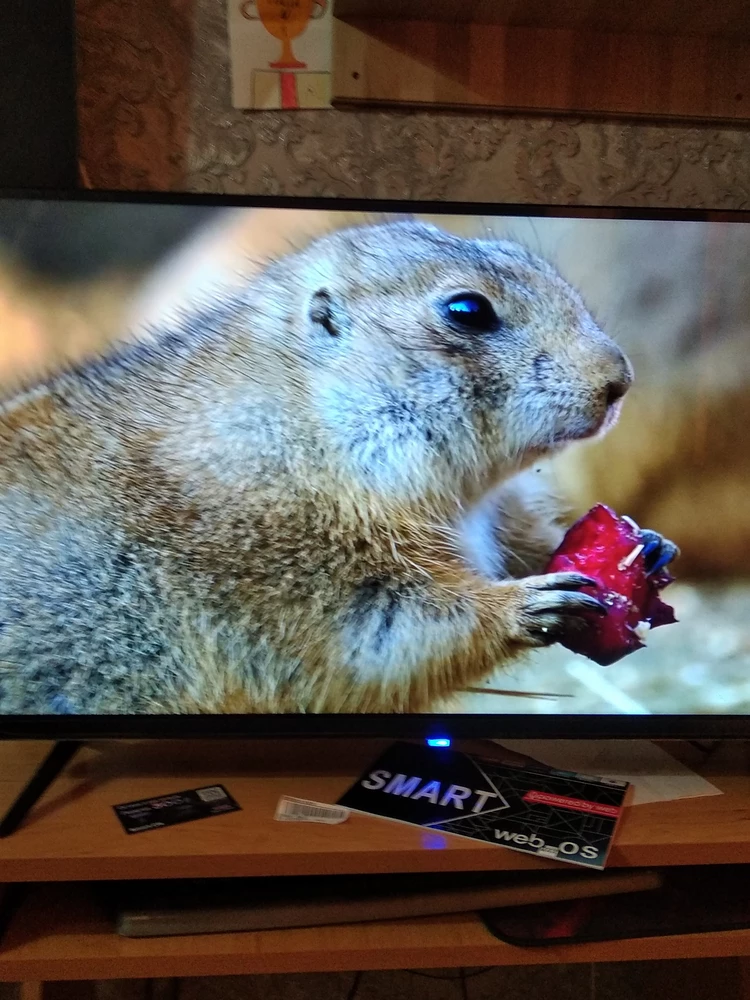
[[77, 0, 750, 207]]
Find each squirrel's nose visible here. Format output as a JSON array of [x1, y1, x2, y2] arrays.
[[602, 348, 633, 407], [605, 378, 629, 408]]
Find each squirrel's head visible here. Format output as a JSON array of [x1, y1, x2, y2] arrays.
[[217, 220, 632, 505], [259, 220, 632, 504]]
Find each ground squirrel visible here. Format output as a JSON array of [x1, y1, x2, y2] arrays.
[[0, 219, 673, 716]]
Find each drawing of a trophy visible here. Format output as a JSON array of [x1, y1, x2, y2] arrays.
[[241, 0, 327, 69]]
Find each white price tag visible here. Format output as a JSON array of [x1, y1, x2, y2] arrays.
[[274, 795, 350, 824]]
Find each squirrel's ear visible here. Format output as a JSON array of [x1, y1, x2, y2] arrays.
[[308, 289, 351, 339]]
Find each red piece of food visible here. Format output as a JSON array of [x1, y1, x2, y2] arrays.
[[545, 504, 677, 666]]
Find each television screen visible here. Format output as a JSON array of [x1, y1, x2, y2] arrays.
[[0, 194, 748, 738]]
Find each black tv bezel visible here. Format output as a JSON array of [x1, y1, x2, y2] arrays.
[[0, 187, 747, 742]]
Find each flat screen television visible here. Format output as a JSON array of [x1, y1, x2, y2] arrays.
[[0, 191, 748, 740]]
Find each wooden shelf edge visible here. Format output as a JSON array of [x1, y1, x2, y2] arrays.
[[330, 96, 750, 128], [6, 836, 750, 884], [6, 845, 750, 885]]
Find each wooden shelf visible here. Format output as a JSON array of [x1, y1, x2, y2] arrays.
[[331, 0, 750, 124], [1, 739, 750, 883], [3, 883, 750, 982]]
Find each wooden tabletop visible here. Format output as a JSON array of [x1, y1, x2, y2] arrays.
[[1, 738, 749, 882]]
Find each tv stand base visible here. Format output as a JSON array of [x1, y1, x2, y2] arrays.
[[0, 741, 83, 838]]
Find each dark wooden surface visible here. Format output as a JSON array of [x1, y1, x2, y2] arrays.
[[334, 0, 750, 37]]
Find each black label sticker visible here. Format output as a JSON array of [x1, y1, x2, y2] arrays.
[[113, 784, 241, 834]]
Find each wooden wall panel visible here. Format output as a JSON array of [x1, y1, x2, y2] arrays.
[[333, 19, 750, 124]]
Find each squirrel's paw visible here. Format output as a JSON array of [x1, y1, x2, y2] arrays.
[[639, 529, 680, 575], [498, 571, 607, 647]]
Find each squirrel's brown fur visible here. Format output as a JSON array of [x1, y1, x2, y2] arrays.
[[0, 220, 634, 715]]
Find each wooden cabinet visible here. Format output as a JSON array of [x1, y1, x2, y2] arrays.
[[2, 738, 750, 986]]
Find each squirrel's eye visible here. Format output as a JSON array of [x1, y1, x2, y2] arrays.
[[441, 292, 499, 332]]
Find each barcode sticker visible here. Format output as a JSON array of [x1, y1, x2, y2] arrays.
[[195, 785, 228, 803], [537, 844, 560, 858], [275, 796, 350, 824]]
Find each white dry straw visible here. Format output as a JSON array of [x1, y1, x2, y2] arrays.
[[617, 543, 644, 571]]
